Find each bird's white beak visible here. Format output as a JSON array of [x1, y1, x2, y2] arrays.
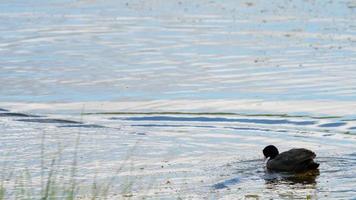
[[263, 157, 268, 163]]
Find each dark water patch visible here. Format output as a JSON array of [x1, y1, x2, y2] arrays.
[[349, 127, 356, 130], [133, 124, 190, 128], [213, 177, 241, 189], [347, 152, 356, 157], [57, 124, 106, 128], [312, 116, 341, 119], [344, 153, 356, 162], [344, 131, 356, 135], [0, 112, 40, 117], [318, 122, 347, 128], [17, 118, 81, 124], [132, 124, 216, 128], [225, 126, 288, 133], [116, 116, 316, 126], [322, 133, 335, 136], [293, 135, 313, 138], [342, 118, 356, 122], [0, 108, 9, 112], [246, 114, 307, 118], [246, 115, 339, 119]]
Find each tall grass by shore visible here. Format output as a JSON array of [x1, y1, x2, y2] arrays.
[[0, 129, 138, 200]]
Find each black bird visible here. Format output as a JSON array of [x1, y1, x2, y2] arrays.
[[263, 145, 319, 172]]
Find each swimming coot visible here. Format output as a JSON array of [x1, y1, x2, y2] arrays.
[[263, 145, 319, 172]]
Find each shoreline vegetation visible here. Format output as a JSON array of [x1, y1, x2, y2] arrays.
[[0, 129, 139, 200]]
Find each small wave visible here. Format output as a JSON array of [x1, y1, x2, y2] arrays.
[[17, 118, 81, 124], [0, 112, 40, 117], [132, 124, 216, 128], [84, 111, 340, 119], [57, 124, 106, 128], [225, 126, 288, 133], [117, 116, 316, 126], [318, 122, 347, 128]]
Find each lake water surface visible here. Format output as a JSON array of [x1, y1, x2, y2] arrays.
[[1, 0, 356, 199]]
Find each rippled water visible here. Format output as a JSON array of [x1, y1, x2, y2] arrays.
[[1, 109, 356, 199], [1, 0, 356, 102], [1, 0, 356, 199]]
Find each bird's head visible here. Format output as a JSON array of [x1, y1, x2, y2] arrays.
[[263, 145, 279, 160]]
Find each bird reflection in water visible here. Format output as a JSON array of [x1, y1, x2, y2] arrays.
[[264, 169, 320, 187]]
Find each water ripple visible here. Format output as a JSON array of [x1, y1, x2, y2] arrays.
[[117, 116, 316, 126]]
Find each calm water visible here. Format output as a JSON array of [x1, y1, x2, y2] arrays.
[[1, 0, 356, 199]]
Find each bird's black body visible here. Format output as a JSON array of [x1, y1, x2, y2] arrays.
[[263, 145, 319, 172]]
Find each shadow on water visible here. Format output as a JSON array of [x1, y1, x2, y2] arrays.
[[116, 116, 316, 126]]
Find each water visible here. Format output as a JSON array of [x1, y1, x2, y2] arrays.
[[1, 0, 356, 199]]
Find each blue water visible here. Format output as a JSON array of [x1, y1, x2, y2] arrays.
[[0, 0, 355, 103], [1, 0, 356, 199]]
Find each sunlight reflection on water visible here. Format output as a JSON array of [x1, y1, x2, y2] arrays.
[[0, 0, 356, 102], [1, 0, 356, 199]]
